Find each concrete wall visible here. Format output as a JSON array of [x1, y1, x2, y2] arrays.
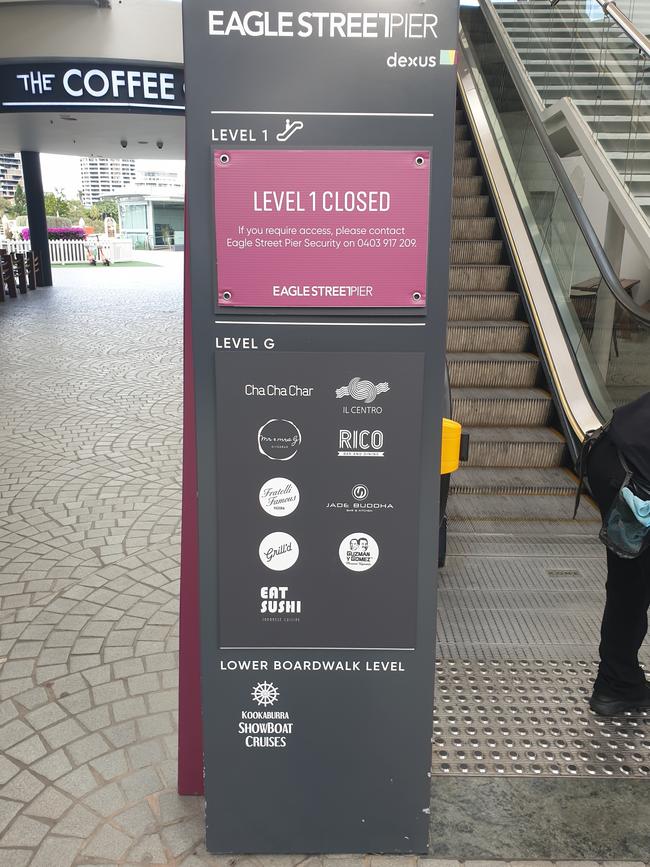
[[0, 0, 182, 64]]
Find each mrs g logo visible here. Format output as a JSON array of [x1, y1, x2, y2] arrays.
[[259, 532, 299, 571], [338, 429, 384, 457], [339, 533, 379, 572], [336, 378, 390, 404], [259, 478, 300, 516], [258, 419, 301, 461]]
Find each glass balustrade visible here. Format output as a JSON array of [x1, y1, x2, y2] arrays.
[[491, 0, 650, 224], [460, 4, 650, 417]]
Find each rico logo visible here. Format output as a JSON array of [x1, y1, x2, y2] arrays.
[[338, 429, 384, 457]]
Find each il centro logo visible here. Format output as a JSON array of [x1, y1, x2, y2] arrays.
[[336, 377, 390, 404], [258, 419, 301, 461]]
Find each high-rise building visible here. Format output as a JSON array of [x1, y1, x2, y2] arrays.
[[0, 154, 23, 201], [80, 157, 137, 206]]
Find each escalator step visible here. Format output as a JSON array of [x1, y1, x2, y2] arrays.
[[451, 387, 552, 426], [451, 217, 497, 241], [453, 176, 484, 196], [461, 426, 566, 468], [449, 264, 511, 291], [454, 140, 473, 158], [453, 156, 480, 176], [455, 124, 469, 140], [450, 240, 504, 265], [450, 466, 578, 496], [447, 321, 529, 353], [452, 196, 490, 218], [447, 352, 538, 386], [448, 292, 520, 321]]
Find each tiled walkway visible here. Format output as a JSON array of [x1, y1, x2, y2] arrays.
[[0, 259, 647, 866]]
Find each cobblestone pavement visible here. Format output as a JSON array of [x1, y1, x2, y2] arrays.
[[0, 260, 647, 866]]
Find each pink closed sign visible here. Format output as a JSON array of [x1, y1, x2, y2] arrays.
[[213, 149, 431, 308]]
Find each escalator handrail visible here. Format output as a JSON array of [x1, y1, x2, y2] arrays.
[[598, 0, 650, 59], [479, 0, 650, 329]]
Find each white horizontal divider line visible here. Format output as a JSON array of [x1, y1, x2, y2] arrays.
[[211, 110, 434, 117], [214, 320, 426, 326]]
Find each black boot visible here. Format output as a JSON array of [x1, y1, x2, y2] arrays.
[[589, 683, 650, 716]]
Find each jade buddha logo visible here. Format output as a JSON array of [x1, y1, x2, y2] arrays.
[[258, 419, 301, 460]]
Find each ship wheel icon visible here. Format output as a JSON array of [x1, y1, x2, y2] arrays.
[[251, 681, 280, 707]]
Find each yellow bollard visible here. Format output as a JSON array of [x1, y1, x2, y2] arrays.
[[440, 417, 462, 475]]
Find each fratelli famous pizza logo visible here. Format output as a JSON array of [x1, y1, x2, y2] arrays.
[[258, 419, 301, 461]]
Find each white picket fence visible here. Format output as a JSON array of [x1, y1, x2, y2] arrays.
[[1, 236, 133, 265]]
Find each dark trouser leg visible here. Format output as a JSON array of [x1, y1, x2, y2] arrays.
[[587, 435, 650, 697]]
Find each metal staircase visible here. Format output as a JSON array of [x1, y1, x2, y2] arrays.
[[494, 0, 650, 219], [448, 105, 578, 500]]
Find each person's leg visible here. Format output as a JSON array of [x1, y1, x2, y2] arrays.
[[586, 434, 650, 705]]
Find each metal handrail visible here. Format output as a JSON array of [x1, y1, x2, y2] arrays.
[[597, 0, 650, 58], [480, 0, 650, 328]]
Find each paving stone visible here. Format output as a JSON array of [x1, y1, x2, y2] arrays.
[[6, 734, 47, 764], [0, 798, 22, 834], [0, 754, 19, 784], [30, 748, 73, 781], [66, 732, 109, 764], [83, 824, 133, 860], [0, 815, 50, 847], [113, 695, 148, 722], [42, 717, 85, 749], [29, 836, 82, 867], [161, 815, 205, 858], [84, 782, 128, 817], [121, 767, 163, 803], [2, 770, 44, 803], [0, 851, 32, 867], [52, 803, 101, 838], [25, 787, 72, 820], [56, 765, 98, 797], [126, 832, 168, 864], [114, 801, 158, 837]]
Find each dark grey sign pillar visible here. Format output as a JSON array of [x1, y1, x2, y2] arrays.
[[182, 1, 459, 854], [21, 151, 52, 287]]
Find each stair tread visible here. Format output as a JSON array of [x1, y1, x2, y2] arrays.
[[448, 289, 518, 296], [463, 426, 565, 444], [452, 387, 551, 400], [452, 466, 578, 490], [447, 352, 537, 362], [448, 320, 528, 328]]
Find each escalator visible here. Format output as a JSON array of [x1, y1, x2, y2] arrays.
[[431, 1, 650, 819]]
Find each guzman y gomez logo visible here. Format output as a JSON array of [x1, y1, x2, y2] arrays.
[[339, 532, 380, 572], [258, 419, 301, 461]]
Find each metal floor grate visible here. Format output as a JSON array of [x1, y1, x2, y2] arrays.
[[432, 659, 650, 779]]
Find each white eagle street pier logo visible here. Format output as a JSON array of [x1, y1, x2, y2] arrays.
[[336, 377, 390, 404]]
